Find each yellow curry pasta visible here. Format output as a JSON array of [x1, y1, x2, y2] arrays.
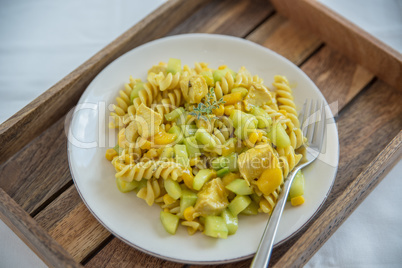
[[106, 59, 306, 238]]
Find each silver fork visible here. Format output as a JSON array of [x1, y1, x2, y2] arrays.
[[251, 99, 327, 268]]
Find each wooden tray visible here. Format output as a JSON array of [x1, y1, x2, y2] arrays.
[[0, 0, 401, 267]]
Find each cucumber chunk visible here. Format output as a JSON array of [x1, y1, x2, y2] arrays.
[[231, 87, 248, 97], [211, 156, 229, 170], [180, 189, 198, 213], [116, 177, 138, 193], [225, 179, 253, 195], [216, 167, 230, 178], [165, 107, 184, 121], [251, 106, 272, 129], [174, 144, 189, 167], [227, 153, 239, 172], [241, 201, 259, 215], [204, 216, 228, 239], [167, 58, 181, 74], [269, 123, 290, 148], [160, 147, 174, 160], [183, 136, 200, 158], [288, 170, 305, 201], [181, 124, 197, 137], [200, 71, 214, 86], [193, 169, 216, 191], [164, 179, 182, 200], [168, 125, 184, 144], [160, 211, 180, 235], [221, 209, 238, 235], [228, 195, 251, 216], [135, 179, 148, 191], [250, 193, 261, 204], [130, 82, 144, 102], [213, 68, 236, 83], [195, 129, 216, 148]]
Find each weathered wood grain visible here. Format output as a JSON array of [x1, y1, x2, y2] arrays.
[[0, 188, 81, 268], [301, 46, 374, 111], [247, 14, 322, 66], [169, 0, 274, 36], [0, 115, 71, 215], [85, 238, 183, 268], [270, 0, 402, 90], [34, 185, 111, 262], [0, 0, 210, 165]]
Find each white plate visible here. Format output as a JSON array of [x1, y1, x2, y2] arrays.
[[67, 34, 339, 264]]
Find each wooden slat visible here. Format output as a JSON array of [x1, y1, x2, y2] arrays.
[[85, 238, 183, 268], [0, 115, 71, 214], [0, 188, 81, 268], [275, 130, 402, 267], [34, 186, 110, 262], [247, 14, 322, 65], [0, 0, 210, 165], [301, 46, 374, 110], [168, 0, 274, 36], [270, 0, 402, 90]]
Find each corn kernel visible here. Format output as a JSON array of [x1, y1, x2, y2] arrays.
[[189, 157, 200, 166], [212, 104, 224, 116], [105, 149, 117, 161], [182, 169, 194, 190], [291, 196, 305, 206], [218, 65, 227, 70], [256, 168, 283, 196], [153, 130, 176, 145], [184, 206, 196, 221], [223, 92, 242, 105], [248, 132, 259, 145]]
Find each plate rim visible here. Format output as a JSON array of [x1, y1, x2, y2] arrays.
[[67, 33, 339, 265]]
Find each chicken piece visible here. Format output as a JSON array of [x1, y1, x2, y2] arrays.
[[244, 85, 273, 111], [194, 178, 229, 216], [181, 75, 208, 104], [135, 103, 162, 139], [237, 144, 279, 184]]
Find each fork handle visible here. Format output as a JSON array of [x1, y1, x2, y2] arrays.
[[250, 168, 300, 268]]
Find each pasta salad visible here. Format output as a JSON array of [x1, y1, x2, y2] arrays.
[[105, 59, 306, 238]]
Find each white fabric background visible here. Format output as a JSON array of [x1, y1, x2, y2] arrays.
[[0, 0, 401, 267]]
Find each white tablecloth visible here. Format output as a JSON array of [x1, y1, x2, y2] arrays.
[[0, 1, 401, 267]]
